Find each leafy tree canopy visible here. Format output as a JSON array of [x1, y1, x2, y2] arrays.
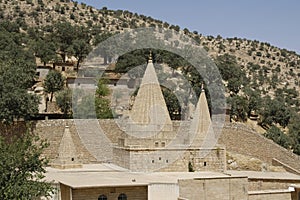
[[95, 79, 114, 119], [259, 96, 291, 128], [44, 70, 65, 102], [288, 113, 300, 155], [215, 54, 248, 94], [0, 130, 53, 199], [0, 25, 38, 123], [56, 89, 72, 117], [264, 125, 290, 149], [50, 22, 92, 63]]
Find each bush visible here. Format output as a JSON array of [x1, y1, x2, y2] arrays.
[[264, 126, 290, 148], [70, 13, 75, 20], [256, 51, 262, 57]]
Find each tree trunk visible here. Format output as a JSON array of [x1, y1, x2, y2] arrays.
[[61, 53, 66, 63], [76, 58, 81, 71], [104, 56, 107, 65], [50, 92, 53, 102]]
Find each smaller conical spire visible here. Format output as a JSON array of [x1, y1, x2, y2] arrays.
[[201, 82, 205, 92], [189, 83, 213, 147], [148, 50, 153, 63], [51, 125, 82, 169]]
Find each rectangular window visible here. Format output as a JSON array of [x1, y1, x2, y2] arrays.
[[118, 139, 125, 147]]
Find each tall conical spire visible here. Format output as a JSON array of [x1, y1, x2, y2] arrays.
[[189, 85, 213, 146], [51, 125, 82, 169], [129, 52, 172, 134]]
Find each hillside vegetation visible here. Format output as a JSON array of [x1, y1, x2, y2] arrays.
[[0, 0, 299, 155]]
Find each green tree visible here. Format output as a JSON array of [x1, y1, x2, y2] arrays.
[[96, 79, 110, 97], [0, 27, 38, 123], [56, 89, 72, 117], [44, 70, 65, 102], [0, 131, 53, 199], [115, 49, 147, 73], [51, 22, 75, 62], [228, 95, 249, 122], [95, 98, 113, 119], [162, 88, 181, 120], [0, 87, 39, 123], [259, 96, 291, 128], [95, 79, 113, 119], [264, 125, 290, 148], [243, 87, 262, 117], [51, 22, 91, 63], [0, 59, 38, 123], [32, 39, 57, 66], [70, 39, 92, 70], [215, 54, 247, 94], [288, 113, 300, 155]]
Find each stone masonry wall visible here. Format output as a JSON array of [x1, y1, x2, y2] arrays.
[[219, 123, 300, 171], [72, 186, 148, 200], [178, 177, 248, 200], [113, 147, 130, 169], [113, 147, 226, 172], [248, 179, 300, 191]]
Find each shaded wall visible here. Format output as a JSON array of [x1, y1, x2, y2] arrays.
[[178, 177, 248, 200]]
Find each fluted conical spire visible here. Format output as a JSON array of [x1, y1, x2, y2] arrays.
[[52, 126, 82, 169], [189, 87, 213, 146], [129, 53, 172, 134]]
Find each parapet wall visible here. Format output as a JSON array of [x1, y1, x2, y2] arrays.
[[248, 190, 292, 200]]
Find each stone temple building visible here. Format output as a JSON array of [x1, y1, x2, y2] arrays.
[[39, 55, 300, 200], [112, 53, 226, 173]]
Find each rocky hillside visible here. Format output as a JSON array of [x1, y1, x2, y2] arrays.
[[1, 0, 299, 95]]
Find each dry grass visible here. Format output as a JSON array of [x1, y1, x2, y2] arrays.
[[227, 151, 286, 172]]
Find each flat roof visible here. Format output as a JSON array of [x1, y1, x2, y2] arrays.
[[45, 164, 238, 189], [45, 165, 300, 189], [248, 189, 291, 195], [227, 170, 300, 181]]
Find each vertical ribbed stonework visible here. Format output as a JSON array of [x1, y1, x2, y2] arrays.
[[189, 88, 214, 147], [51, 125, 82, 169], [129, 55, 172, 135]]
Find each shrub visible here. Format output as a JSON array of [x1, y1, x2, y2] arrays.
[[264, 126, 290, 148]]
